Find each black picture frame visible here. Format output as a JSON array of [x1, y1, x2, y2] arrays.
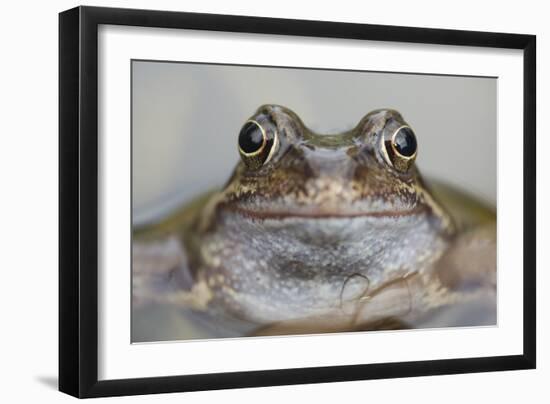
[[59, 5, 536, 398]]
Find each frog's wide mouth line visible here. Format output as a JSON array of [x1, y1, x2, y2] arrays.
[[226, 204, 428, 220]]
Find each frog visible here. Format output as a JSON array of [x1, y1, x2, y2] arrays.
[[132, 104, 496, 340]]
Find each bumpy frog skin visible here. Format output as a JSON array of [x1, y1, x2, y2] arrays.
[[133, 105, 496, 338]]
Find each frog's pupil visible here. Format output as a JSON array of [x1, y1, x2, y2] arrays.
[[393, 127, 417, 157], [239, 122, 264, 153]]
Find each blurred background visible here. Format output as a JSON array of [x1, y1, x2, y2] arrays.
[[132, 61, 496, 226]]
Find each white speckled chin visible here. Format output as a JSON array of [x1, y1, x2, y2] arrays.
[[202, 208, 449, 324]]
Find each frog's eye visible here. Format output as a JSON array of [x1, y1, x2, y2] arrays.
[[238, 119, 278, 170], [381, 125, 417, 172]]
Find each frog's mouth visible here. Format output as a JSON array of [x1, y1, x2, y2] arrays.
[[226, 204, 429, 220]]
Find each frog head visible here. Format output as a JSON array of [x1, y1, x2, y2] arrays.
[[219, 104, 454, 235]]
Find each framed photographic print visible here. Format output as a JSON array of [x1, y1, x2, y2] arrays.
[[59, 5, 536, 398]]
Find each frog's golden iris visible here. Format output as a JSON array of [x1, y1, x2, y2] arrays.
[[392, 126, 417, 158], [238, 120, 266, 155], [380, 125, 418, 172], [238, 118, 279, 170]]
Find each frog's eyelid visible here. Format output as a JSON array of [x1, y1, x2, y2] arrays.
[[379, 132, 394, 168], [263, 129, 279, 165]]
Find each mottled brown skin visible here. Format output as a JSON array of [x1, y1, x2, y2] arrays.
[[210, 106, 453, 227], [133, 105, 496, 338]]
